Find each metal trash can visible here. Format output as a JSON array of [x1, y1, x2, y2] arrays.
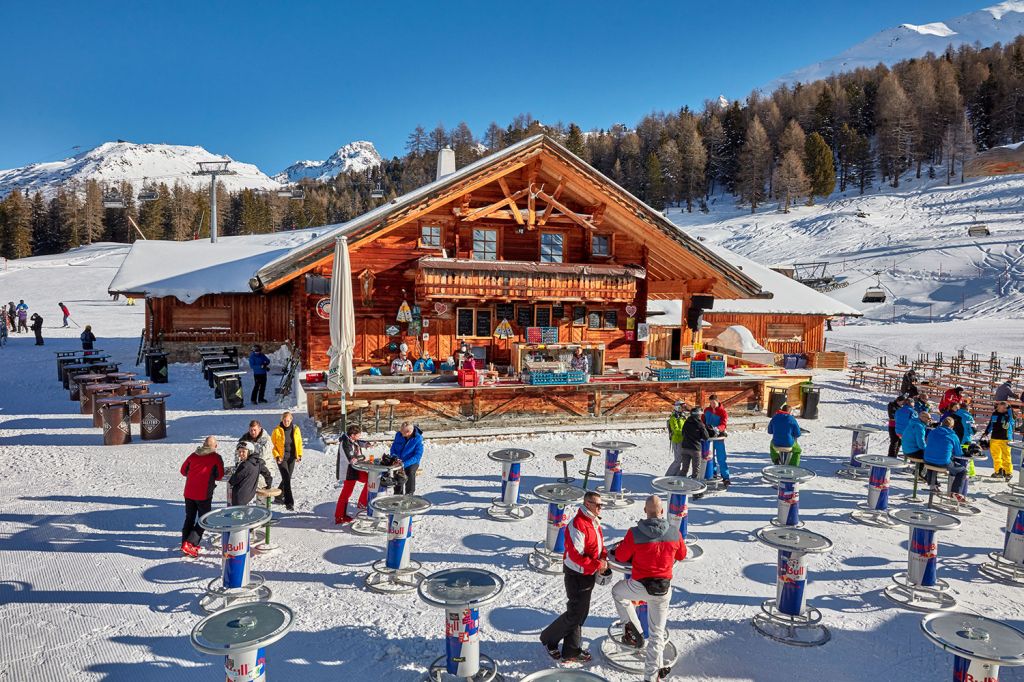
[[801, 385, 821, 420], [218, 373, 245, 409], [767, 387, 788, 416], [138, 392, 170, 440], [147, 352, 169, 384], [98, 397, 132, 446]]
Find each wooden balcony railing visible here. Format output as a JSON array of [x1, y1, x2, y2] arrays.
[[414, 257, 642, 303]]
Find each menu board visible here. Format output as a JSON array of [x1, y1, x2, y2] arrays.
[[496, 303, 515, 322], [457, 308, 474, 337], [604, 310, 618, 329], [535, 306, 552, 328], [587, 311, 602, 329], [552, 304, 565, 320], [516, 305, 533, 328], [475, 309, 493, 337], [572, 305, 586, 326]]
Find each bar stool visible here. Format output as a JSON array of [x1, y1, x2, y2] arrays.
[[384, 398, 401, 432], [348, 400, 369, 431], [555, 453, 575, 483], [254, 488, 282, 554], [370, 399, 386, 433], [579, 448, 601, 490], [905, 454, 925, 502], [774, 446, 795, 466], [925, 464, 981, 516]]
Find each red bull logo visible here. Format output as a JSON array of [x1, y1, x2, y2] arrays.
[[869, 468, 889, 490], [547, 508, 567, 526], [910, 538, 937, 559], [224, 540, 245, 553], [953, 655, 998, 682], [669, 500, 688, 518]]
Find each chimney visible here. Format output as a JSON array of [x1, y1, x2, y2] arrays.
[[436, 147, 456, 181]]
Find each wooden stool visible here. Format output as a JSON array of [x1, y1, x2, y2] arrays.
[[348, 400, 369, 431], [905, 454, 925, 501], [370, 399, 386, 433], [384, 399, 401, 432], [555, 453, 575, 483], [579, 448, 601, 490], [255, 488, 282, 553]]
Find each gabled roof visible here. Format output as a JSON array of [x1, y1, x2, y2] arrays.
[[249, 135, 769, 300]]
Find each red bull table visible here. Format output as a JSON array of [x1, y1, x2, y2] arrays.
[[599, 540, 679, 674], [980, 491, 1024, 585], [486, 448, 535, 522], [752, 526, 834, 647], [198, 505, 274, 613], [191, 601, 294, 682], [418, 567, 505, 682], [652, 476, 707, 562], [593, 440, 636, 509], [883, 508, 961, 611], [697, 437, 728, 494], [365, 494, 431, 594], [349, 457, 403, 535], [850, 454, 910, 527], [528, 483, 585, 574], [761, 465, 816, 529], [1009, 441, 1024, 493], [921, 612, 1024, 682], [834, 423, 888, 479], [521, 671, 607, 682]]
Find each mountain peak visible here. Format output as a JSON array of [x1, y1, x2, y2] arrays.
[[274, 140, 382, 184]]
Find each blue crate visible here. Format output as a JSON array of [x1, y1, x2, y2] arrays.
[[654, 368, 690, 381], [526, 370, 586, 385], [690, 360, 726, 379]]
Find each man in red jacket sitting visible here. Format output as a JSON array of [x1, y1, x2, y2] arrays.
[[540, 490, 607, 663], [613, 495, 686, 682]]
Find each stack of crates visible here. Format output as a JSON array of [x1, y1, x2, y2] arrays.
[[690, 360, 726, 379], [653, 367, 690, 381], [525, 370, 587, 385]]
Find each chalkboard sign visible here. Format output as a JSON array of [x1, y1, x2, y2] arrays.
[[552, 304, 565, 320], [475, 309, 493, 337], [516, 305, 533, 328], [496, 303, 515, 322], [572, 305, 586, 326], [587, 311, 602, 329], [457, 308, 474, 337], [604, 310, 618, 329], [535, 306, 552, 328]]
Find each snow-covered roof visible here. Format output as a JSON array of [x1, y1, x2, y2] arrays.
[[107, 229, 325, 303], [647, 248, 861, 319]]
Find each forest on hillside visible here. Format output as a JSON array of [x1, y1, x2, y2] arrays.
[[3, 37, 1024, 260]]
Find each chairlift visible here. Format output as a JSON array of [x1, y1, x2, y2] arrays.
[[862, 272, 887, 304], [967, 224, 990, 238], [276, 188, 304, 200], [370, 183, 385, 199], [138, 189, 158, 202], [102, 191, 125, 209]]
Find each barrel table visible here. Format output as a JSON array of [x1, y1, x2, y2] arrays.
[[593, 440, 636, 509], [349, 458, 402, 536], [980, 491, 1024, 585], [762, 465, 816, 528], [365, 494, 431, 594], [883, 508, 961, 611], [834, 423, 888, 479], [136, 392, 171, 440], [96, 396, 132, 446], [198, 505, 274, 613], [486, 448, 535, 522], [91, 384, 124, 427], [214, 370, 246, 409], [652, 476, 707, 562], [752, 525, 834, 647], [850, 454, 910, 527], [698, 437, 728, 494], [528, 483, 585, 574], [122, 380, 151, 425], [921, 612, 1024, 682], [418, 567, 504, 682], [209, 362, 238, 390], [71, 372, 106, 403], [191, 602, 294, 682]]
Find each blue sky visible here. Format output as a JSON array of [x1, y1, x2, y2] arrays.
[[0, 0, 987, 173]]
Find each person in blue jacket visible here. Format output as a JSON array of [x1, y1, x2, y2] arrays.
[[390, 421, 424, 495], [924, 417, 968, 500], [894, 397, 916, 439], [413, 350, 435, 373], [248, 344, 271, 404], [768, 404, 802, 465], [901, 410, 930, 458]]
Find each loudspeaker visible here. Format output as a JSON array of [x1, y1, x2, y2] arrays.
[[691, 294, 715, 311], [686, 309, 703, 332]]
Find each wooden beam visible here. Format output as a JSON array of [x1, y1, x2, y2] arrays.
[[498, 177, 525, 226], [537, 181, 563, 226], [458, 187, 529, 222], [527, 185, 536, 227], [537, 190, 595, 231]]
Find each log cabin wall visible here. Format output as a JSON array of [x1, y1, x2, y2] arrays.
[[702, 312, 827, 354]]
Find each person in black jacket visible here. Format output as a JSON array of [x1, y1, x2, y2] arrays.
[[666, 407, 713, 478], [228, 441, 274, 506], [29, 313, 43, 345], [900, 369, 918, 398], [886, 395, 905, 458], [80, 325, 96, 351]]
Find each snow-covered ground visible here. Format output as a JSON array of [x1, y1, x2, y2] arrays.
[[3, 245, 1024, 680]]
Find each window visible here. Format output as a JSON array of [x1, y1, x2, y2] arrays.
[[585, 310, 619, 330], [456, 307, 494, 338], [591, 234, 611, 257], [420, 225, 442, 248], [766, 323, 804, 342], [472, 229, 497, 260], [540, 232, 564, 263]]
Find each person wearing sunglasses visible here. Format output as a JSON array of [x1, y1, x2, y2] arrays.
[[540, 491, 608, 664]]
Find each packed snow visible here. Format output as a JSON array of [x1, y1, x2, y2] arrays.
[[2, 244, 1024, 681], [273, 141, 383, 184]]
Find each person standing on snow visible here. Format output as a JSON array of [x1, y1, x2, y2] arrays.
[[540, 490, 608, 664], [900, 369, 919, 398], [58, 302, 70, 328], [29, 313, 43, 345], [179, 436, 225, 557], [982, 401, 1016, 480], [80, 325, 96, 351], [611, 495, 686, 682], [335, 425, 371, 524], [4, 302, 13, 332], [702, 395, 731, 487], [0, 312, 6, 346], [886, 394, 909, 457], [995, 380, 1016, 403], [16, 300, 28, 333], [893, 395, 916, 457], [666, 406, 712, 479], [270, 411, 303, 511], [768, 404, 803, 465], [228, 441, 274, 506], [390, 421, 424, 495], [237, 419, 274, 465], [248, 344, 271, 404]]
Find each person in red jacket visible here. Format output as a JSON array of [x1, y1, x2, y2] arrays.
[[939, 386, 965, 413], [179, 436, 225, 557], [540, 491, 607, 663], [613, 495, 686, 682]]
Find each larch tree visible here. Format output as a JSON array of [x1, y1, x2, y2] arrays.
[[678, 123, 707, 212], [657, 139, 682, 205], [773, 149, 810, 213], [738, 117, 772, 212], [876, 72, 916, 187], [1, 191, 32, 259], [804, 132, 836, 203], [645, 152, 666, 210], [778, 120, 807, 161]]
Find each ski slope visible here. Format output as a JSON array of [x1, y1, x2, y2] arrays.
[[2, 246, 1024, 680]]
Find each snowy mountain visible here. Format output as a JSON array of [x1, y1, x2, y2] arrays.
[[0, 141, 280, 199], [273, 140, 382, 183], [769, 1, 1024, 88]]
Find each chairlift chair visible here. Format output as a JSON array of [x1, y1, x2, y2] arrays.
[[276, 189, 294, 198], [138, 190, 158, 202], [289, 189, 304, 200], [370, 183, 384, 199], [102, 192, 125, 209], [862, 287, 887, 304], [967, 224, 990, 238]]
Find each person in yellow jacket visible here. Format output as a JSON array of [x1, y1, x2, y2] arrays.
[[271, 411, 303, 510]]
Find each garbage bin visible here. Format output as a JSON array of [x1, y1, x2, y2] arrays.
[[98, 397, 132, 446], [801, 384, 821, 420], [767, 387, 788, 416], [138, 392, 170, 440], [218, 373, 245, 409], [147, 352, 169, 384]]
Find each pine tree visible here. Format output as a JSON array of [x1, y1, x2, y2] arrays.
[[405, 126, 428, 156], [29, 192, 49, 255], [645, 152, 666, 209], [804, 132, 836, 203], [1, 191, 32, 258], [811, 86, 836, 147], [657, 139, 682, 205], [565, 124, 586, 157], [700, 115, 727, 196], [678, 124, 707, 212], [738, 117, 771, 212], [848, 131, 875, 194], [773, 149, 810, 213]]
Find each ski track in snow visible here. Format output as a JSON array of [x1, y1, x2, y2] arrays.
[[3, 247, 1024, 680]]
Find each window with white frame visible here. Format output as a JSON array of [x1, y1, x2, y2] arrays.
[[591, 234, 611, 257], [420, 225, 442, 248], [472, 229, 497, 260], [540, 232, 564, 263]]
